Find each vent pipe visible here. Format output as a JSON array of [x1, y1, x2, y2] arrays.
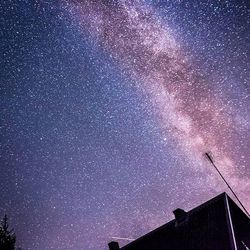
[[108, 241, 120, 250]]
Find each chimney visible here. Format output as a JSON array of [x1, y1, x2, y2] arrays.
[[173, 208, 187, 225], [108, 241, 120, 250]]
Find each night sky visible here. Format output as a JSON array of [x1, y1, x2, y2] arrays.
[[0, 0, 249, 249]]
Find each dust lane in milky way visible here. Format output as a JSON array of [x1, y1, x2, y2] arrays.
[[64, 0, 250, 207]]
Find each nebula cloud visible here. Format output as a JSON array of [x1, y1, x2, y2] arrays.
[[64, 0, 250, 209]]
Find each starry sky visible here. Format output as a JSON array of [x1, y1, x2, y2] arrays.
[[0, 0, 249, 249]]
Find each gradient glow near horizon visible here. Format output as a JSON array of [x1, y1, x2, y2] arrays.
[[0, 0, 249, 249]]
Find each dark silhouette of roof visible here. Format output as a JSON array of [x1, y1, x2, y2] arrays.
[[108, 192, 250, 250]]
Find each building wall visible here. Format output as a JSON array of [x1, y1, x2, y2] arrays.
[[228, 198, 250, 250]]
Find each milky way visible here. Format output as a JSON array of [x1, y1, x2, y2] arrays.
[[66, 0, 250, 205], [0, 0, 249, 249]]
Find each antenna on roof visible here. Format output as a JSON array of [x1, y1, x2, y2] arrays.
[[204, 152, 249, 217], [241, 241, 250, 250], [111, 237, 135, 241]]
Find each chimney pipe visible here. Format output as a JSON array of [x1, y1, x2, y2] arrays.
[[173, 208, 187, 225], [108, 241, 120, 250]]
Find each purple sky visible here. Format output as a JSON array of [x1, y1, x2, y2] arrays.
[[1, 0, 249, 249]]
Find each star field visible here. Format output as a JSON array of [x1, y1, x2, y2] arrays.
[[0, 0, 249, 249]]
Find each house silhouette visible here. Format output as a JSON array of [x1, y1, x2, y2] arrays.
[[108, 193, 250, 250]]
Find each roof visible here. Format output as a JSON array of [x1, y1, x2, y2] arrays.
[[120, 192, 250, 250]]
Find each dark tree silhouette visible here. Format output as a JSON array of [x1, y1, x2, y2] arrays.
[[0, 215, 17, 250]]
